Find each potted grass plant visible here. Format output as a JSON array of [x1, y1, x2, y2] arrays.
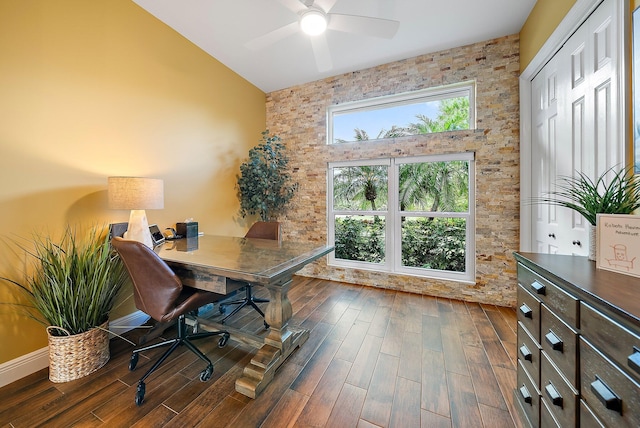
[[1, 226, 128, 382], [536, 166, 640, 260]]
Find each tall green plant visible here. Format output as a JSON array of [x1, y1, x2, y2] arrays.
[[1, 226, 128, 336], [535, 167, 640, 226], [237, 130, 298, 221]]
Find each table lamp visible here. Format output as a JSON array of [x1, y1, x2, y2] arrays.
[[108, 177, 164, 248]]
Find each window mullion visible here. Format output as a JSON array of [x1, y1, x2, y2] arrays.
[[389, 158, 399, 271]]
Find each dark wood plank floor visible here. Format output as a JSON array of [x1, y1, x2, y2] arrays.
[[0, 276, 522, 428]]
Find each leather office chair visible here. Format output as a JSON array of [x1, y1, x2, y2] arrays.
[[111, 237, 230, 406], [219, 221, 281, 328]]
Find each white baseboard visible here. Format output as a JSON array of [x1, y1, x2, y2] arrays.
[[0, 310, 149, 388], [0, 347, 48, 389]]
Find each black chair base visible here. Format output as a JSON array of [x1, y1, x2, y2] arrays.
[[219, 285, 270, 329], [129, 314, 229, 406]]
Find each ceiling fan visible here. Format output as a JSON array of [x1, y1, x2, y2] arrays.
[[245, 0, 400, 72]]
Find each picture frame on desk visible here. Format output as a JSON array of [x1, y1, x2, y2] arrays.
[[596, 214, 640, 278]]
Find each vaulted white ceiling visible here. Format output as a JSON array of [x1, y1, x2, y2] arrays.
[[132, 0, 536, 93]]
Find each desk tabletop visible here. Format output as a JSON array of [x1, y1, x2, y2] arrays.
[[156, 235, 334, 285]]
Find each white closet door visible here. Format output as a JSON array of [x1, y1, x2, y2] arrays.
[[532, 54, 561, 254], [530, 0, 621, 256]]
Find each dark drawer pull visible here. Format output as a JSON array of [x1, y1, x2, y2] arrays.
[[545, 383, 563, 408], [519, 384, 532, 405], [520, 304, 533, 319], [591, 376, 622, 414], [519, 344, 532, 361], [545, 330, 563, 353], [530, 280, 546, 295], [628, 346, 640, 375]]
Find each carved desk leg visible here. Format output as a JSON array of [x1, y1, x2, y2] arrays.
[[235, 277, 310, 398]]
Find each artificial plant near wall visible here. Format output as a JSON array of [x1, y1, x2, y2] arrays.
[[236, 130, 298, 222]]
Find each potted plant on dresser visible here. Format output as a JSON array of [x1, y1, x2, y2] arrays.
[[1, 226, 128, 382], [537, 166, 640, 260]]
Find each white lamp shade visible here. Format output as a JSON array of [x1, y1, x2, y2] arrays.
[[108, 177, 164, 248], [108, 177, 164, 210]]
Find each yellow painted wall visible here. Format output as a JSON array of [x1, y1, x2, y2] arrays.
[[522, 0, 640, 72], [0, 0, 265, 364], [520, 0, 577, 71]]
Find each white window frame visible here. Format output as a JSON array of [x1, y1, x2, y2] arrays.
[[328, 152, 475, 283], [327, 158, 392, 271], [326, 81, 476, 145]]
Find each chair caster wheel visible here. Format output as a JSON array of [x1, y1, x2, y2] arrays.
[[129, 353, 139, 371], [200, 364, 213, 382], [135, 382, 145, 406], [218, 333, 230, 348]]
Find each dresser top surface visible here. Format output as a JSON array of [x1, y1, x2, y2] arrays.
[[515, 252, 640, 326]]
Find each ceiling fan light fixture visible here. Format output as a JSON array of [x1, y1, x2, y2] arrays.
[[300, 9, 327, 36]]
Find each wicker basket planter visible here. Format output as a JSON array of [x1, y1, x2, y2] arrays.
[[47, 321, 110, 383]]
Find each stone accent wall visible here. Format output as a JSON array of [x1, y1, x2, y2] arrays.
[[266, 34, 520, 307]]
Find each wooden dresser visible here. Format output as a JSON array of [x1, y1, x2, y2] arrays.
[[514, 252, 640, 427]]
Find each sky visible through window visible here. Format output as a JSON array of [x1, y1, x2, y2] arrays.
[[333, 101, 440, 142]]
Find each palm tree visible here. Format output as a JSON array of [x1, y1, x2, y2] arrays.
[[335, 97, 469, 212], [398, 161, 468, 212], [335, 126, 408, 144], [333, 165, 388, 211], [398, 97, 469, 214], [408, 97, 469, 133]]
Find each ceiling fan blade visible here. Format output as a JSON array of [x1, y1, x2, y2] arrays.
[[327, 13, 400, 38], [276, 0, 307, 14], [313, 0, 338, 13], [245, 21, 299, 50], [310, 34, 333, 72]]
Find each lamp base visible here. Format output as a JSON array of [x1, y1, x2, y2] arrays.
[[123, 209, 153, 248]]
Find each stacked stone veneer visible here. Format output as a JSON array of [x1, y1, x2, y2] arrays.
[[266, 34, 520, 307]]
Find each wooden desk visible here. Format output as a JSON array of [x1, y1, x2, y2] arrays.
[[156, 235, 334, 398]]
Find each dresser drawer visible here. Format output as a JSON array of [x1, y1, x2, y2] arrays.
[[580, 338, 640, 427], [581, 302, 640, 383], [518, 283, 541, 343], [518, 263, 578, 327], [580, 400, 605, 428], [540, 395, 561, 427], [541, 304, 578, 387], [541, 351, 578, 427], [518, 321, 540, 389], [517, 359, 540, 428], [518, 321, 541, 388]]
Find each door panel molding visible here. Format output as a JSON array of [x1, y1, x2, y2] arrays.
[[520, 0, 629, 253]]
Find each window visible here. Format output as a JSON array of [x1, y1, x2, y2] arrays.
[[327, 81, 475, 145], [328, 153, 475, 282]]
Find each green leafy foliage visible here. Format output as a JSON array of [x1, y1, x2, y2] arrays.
[[333, 165, 388, 211], [334, 216, 466, 272], [334, 217, 385, 263], [334, 96, 471, 144], [401, 218, 466, 272], [535, 167, 640, 226], [398, 161, 469, 212], [407, 97, 470, 133], [237, 130, 298, 221], [1, 227, 128, 336]]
